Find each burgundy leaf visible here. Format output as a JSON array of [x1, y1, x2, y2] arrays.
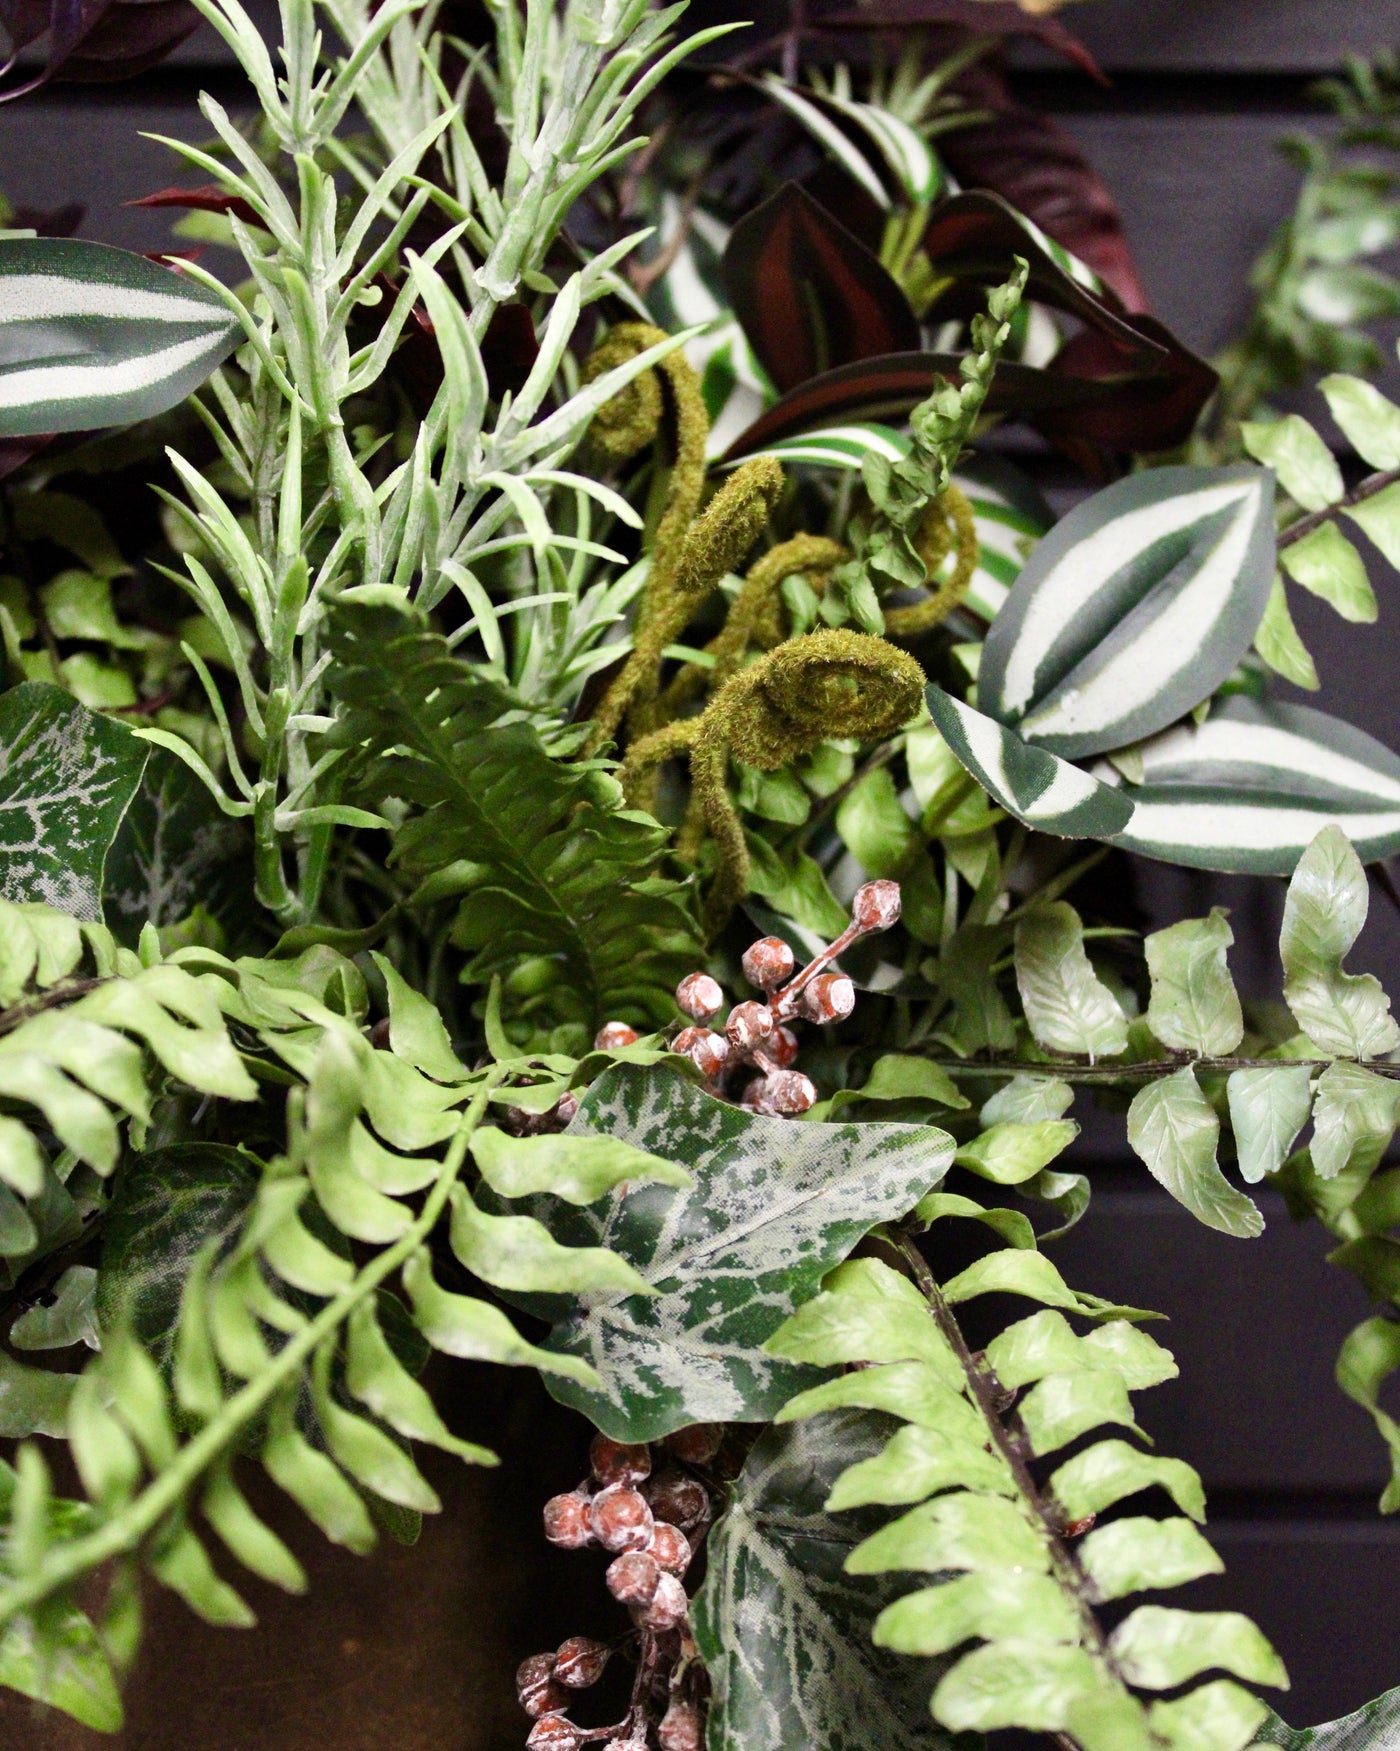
[[0, 0, 195, 96], [1036, 313, 1219, 455], [11, 200, 83, 236], [0, 434, 54, 479], [939, 59, 1148, 312], [721, 181, 919, 395], [817, 1, 1105, 80], [127, 185, 263, 229]]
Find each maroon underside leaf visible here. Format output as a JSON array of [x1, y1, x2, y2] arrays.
[[721, 181, 920, 395], [817, 0, 1105, 80], [1036, 313, 1220, 455], [0, 435, 55, 479], [0, 0, 196, 96], [127, 185, 264, 230]]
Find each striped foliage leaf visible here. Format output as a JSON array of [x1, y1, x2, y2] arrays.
[[758, 76, 942, 208], [0, 239, 241, 437], [1093, 698, 1400, 875], [0, 682, 148, 922], [979, 466, 1276, 759], [925, 685, 1134, 841]]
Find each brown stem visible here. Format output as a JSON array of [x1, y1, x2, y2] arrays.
[[1277, 464, 1400, 551], [914, 1053, 1400, 1082], [0, 977, 104, 1040]]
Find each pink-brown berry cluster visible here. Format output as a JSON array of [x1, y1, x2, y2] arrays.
[[661, 880, 901, 1118], [523, 1428, 722, 1748]]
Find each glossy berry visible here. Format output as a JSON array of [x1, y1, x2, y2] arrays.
[[516, 1654, 560, 1717], [768, 1024, 799, 1069], [798, 971, 854, 1024], [675, 971, 723, 1022], [637, 1571, 688, 1630], [671, 1025, 729, 1080], [725, 1000, 774, 1052], [542, 1491, 592, 1549], [526, 1716, 580, 1751], [554, 1636, 610, 1690], [658, 1703, 703, 1751], [648, 1521, 691, 1577], [551, 1090, 579, 1127], [606, 1548, 661, 1605], [594, 1021, 639, 1051], [666, 1423, 724, 1466], [647, 1468, 708, 1530], [590, 1434, 651, 1488], [852, 879, 902, 933], [589, 1483, 653, 1551], [741, 935, 795, 992]]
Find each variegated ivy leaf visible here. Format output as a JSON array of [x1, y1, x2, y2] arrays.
[[1281, 826, 1400, 1060], [1257, 1684, 1400, 1750], [1096, 698, 1400, 876], [692, 1412, 960, 1751], [0, 239, 241, 437], [487, 1064, 952, 1442], [1014, 902, 1128, 1062], [0, 682, 148, 922], [1127, 1067, 1263, 1239], [978, 465, 1275, 759], [1144, 910, 1244, 1058], [926, 686, 1134, 842]]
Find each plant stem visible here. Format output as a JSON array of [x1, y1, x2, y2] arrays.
[[1277, 464, 1400, 551], [916, 1053, 1399, 1082]]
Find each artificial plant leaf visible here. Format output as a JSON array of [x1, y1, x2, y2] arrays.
[[1281, 825, 1400, 1059], [468, 1124, 690, 1205], [692, 1412, 961, 1751], [0, 239, 239, 437], [874, 1570, 1080, 1660], [0, 1347, 76, 1436], [1279, 524, 1376, 624], [0, 0, 196, 93], [825, 1420, 1016, 1510], [931, 1640, 1104, 1735], [489, 1064, 952, 1442], [845, 1491, 1049, 1577], [1226, 1067, 1314, 1185], [1017, 1369, 1140, 1456], [327, 604, 699, 1038], [1127, 1067, 1264, 1239], [1049, 1438, 1207, 1524], [1144, 909, 1244, 1057], [1309, 1063, 1400, 1181], [103, 747, 254, 949], [1108, 1606, 1287, 1691], [0, 1602, 123, 1733], [954, 1120, 1078, 1185], [1254, 575, 1319, 692], [1319, 374, 1400, 471], [1014, 901, 1128, 1061], [1097, 699, 1400, 875], [720, 183, 920, 397], [925, 686, 1134, 841], [10, 1264, 100, 1350], [1343, 482, 1400, 572], [1336, 1318, 1400, 1516], [0, 682, 148, 921], [1078, 1517, 1223, 1603], [828, 1053, 969, 1114], [766, 1259, 963, 1378], [982, 1075, 1075, 1126], [1146, 1681, 1269, 1751], [1032, 311, 1219, 457], [1240, 414, 1343, 512], [978, 466, 1275, 759]]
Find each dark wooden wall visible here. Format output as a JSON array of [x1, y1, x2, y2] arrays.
[[6, 3, 1400, 1747]]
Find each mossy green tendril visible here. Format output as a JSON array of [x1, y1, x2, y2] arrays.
[[622, 629, 925, 933], [884, 483, 980, 636]]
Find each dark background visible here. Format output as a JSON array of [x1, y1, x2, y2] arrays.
[[7, 0, 1400, 1745]]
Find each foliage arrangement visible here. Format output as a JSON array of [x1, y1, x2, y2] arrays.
[[5, 1, 1400, 1748]]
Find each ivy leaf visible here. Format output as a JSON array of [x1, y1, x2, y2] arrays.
[[1281, 826, 1400, 1059], [1256, 1685, 1400, 1749], [1226, 1067, 1314, 1185], [1014, 902, 1128, 1061], [492, 1065, 952, 1442], [0, 682, 148, 922], [103, 747, 255, 949], [1144, 909, 1244, 1057], [1127, 1067, 1264, 1239], [692, 1412, 960, 1751]]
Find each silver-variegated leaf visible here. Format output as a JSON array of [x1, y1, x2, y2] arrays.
[[0, 238, 241, 437], [1257, 1685, 1400, 1750], [979, 465, 1275, 758], [1095, 698, 1400, 875], [925, 686, 1135, 840], [486, 1064, 952, 1442], [693, 1412, 959, 1751]]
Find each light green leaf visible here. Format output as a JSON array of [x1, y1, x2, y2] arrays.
[[0, 683, 148, 922], [1018, 1369, 1140, 1456], [491, 1066, 953, 1442], [1281, 826, 1400, 1059], [693, 1413, 962, 1751], [1242, 415, 1343, 512], [1145, 910, 1244, 1056], [981, 1075, 1074, 1125], [986, 1308, 1090, 1389], [469, 1123, 690, 1204], [0, 1603, 123, 1732], [825, 1421, 1015, 1510], [1336, 1316, 1400, 1515], [1319, 374, 1400, 471], [775, 1358, 970, 1424], [1310, 1062, 1400, 1180], [1049, 1438, 1207, 1523], [368, 952, 468, 1083], [10, 1265, 100, 1351], [1344, 480, 1400, 569], [1149, 1680, 1269, 1751], [1227, 1066, 1314, 1184], [932, 1640, 1104, 1734], [1109, 1606, 1287, 1691], [914, 1192, 1036, 1250], [1082, 1320, 1179, 1390], [0, 1348, 75, 1437], [830, 1053, 969, 1113], [979, 465, 1275, 759], [767, 1259, 961, 1374], [944, 1248, 1151, 1320], [1079, 1517, 1223, 1602], [836, 767, 919, 878], [874, 1570, 1079, 1658], [1253, 575, 1319, 691], [955, 1119, 1078, 1185], [1015, 902, 1128, 1061], [1128, 1067, 1264, 1239], [1280, 524, 1376, 623], [846, 1492, 1049, 1577], [400, 1250, 596, 1384], [447, 1184, 654, 1298]]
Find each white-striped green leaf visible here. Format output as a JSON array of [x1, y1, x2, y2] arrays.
[[817, 91, 943, 205], [979, 466, 1276, 759], [759, 77, 892, 211], [925, 686, 1134, 840], [1093, 698, 1400, 875], [0, 239, 241, 437]]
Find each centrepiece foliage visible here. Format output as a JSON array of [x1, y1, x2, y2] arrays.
[[3, 0, 1400, 1747]]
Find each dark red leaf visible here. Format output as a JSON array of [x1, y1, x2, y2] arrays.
[[0, 434, 54, 479], [721, 181, 919, 395], [481, 302, 539, 399], [939, 60, 1148, 312], [1036, 312, 1219, 455], [0, 0, 195, 96], [11, 200, 83, 236], [127, 185, 263, 229], [817, 0, 1105, 80]]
